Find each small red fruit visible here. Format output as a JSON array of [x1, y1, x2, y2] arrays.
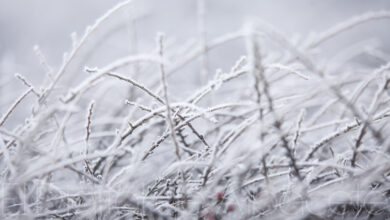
[[227, 204, 235, 212], [205, 211, 216, 220], [216, 192, 224, 201]]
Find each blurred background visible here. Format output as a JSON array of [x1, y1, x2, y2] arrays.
[[1, 0, 390, 126]]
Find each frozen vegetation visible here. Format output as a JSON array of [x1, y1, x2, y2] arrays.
[[1, 1, 390, 219]]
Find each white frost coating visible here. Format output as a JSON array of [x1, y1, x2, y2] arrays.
[[63, 55, 167, 102], [1, 2, 390, 220], [267, 64, 309, 80], [40, 0, 133, 103], [309, 11, 390, 48]]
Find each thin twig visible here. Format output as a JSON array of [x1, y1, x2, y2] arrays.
[[158, 33, 181, 160], [0, 88, 32, 127], [84, 100, 95, 175]]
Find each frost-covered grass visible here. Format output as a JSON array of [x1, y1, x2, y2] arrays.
[[1, 1, 390, 219]]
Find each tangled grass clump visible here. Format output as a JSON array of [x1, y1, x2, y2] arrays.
[[1, 1, 390, 219]]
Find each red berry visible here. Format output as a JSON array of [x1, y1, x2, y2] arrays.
[[216, 192, 224, 201], [227, 204, 235, 212], [205, 211, 216, 220]]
